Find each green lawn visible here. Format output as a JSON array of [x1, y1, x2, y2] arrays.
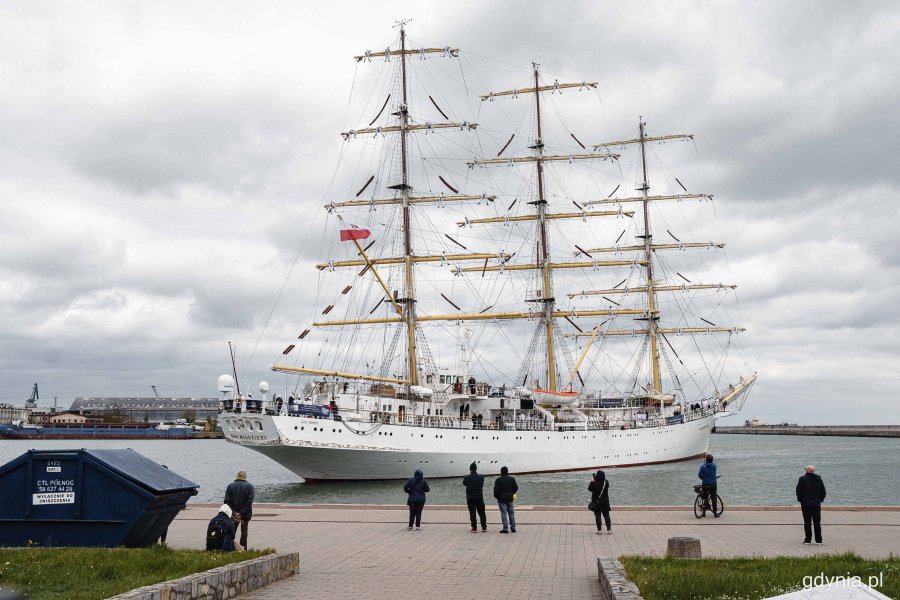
[[621, 552, 899, 600], [0, 546, 272, 600]]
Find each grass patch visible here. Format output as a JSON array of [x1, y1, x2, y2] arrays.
[[0, 546, 272, 600], [621, 552, 899, 600]]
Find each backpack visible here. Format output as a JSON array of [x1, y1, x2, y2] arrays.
[[206, 514, 232, 551]]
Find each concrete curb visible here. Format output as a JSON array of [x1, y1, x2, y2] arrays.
[[597, 557, 644, 600], [106, 552, 299, 600]]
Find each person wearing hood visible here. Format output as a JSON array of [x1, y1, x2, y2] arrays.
[[796, 465, 827, 545], [403, 469, 430, 530], [206, 504, 238, 551], [463, 462, 487, 532], [493, 466, 518, 533], [588, 470, 612, 534]]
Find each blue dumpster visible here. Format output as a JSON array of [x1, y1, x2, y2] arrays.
[[0, 448, 198, 547]]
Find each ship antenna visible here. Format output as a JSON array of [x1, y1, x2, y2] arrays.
[[228, 341, 242, 398]]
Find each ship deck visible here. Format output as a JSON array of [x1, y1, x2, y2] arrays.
[[164, 503, 900, 599]]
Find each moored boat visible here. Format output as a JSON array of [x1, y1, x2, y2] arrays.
[[0, 422, 194, 440]]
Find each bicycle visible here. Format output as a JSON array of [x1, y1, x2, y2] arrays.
[[693, 476, 724, 518]]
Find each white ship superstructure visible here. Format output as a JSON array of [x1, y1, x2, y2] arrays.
[[218, 22, 756, 480]]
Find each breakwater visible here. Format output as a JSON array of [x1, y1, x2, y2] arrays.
[[714, 425, 900, 438]]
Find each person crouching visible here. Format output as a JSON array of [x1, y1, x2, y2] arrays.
[[206, 504, 241, 551]]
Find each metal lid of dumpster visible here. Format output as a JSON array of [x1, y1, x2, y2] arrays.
[[84, 449, 197, 493], [0, 448, 198, 548]]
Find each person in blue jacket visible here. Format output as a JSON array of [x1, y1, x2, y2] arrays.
[[403, 469, 430, 530], [698, 453, 720, 516]]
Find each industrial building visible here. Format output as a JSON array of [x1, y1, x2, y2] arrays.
[[69, 397, 220, 424]]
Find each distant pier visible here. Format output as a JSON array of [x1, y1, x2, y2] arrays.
[[714, 425, 900, 438]]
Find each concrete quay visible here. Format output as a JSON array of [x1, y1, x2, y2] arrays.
[[164, 504, 900, 600], [714, 425, 900, 438]]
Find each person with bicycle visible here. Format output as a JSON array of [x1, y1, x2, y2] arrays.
[[698, 453, 720, 517]]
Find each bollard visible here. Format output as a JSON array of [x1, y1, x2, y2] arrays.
[[667, 536, 701, 558]]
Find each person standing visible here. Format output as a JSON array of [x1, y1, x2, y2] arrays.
[[493, 466, 518, 533], [224, 471, 255, 550], [697, 454, 719, 517], [463, 462, 487, 532], [588, 470, 612, 534], [404, 469, 430, 530], [796, 464, 827, 545]]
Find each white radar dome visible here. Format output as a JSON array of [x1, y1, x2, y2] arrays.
[[258, 381, 269, 393], [217, 374, 235, 394]]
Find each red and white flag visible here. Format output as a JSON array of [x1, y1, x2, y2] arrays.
[[339, 224, 371, 242]]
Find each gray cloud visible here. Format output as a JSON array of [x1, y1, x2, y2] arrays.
[[0, 1, 898, 425]]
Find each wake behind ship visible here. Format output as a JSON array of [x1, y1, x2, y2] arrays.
[[218, 22, 756, 480]]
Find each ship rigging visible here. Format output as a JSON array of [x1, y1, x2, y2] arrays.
[[218, 22, 756, 480]]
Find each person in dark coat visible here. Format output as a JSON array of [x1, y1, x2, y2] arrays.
[[588, 470, 612, 534], [463, 462, 487, 532], [224, 470, 254, 549], [697, 454, 719, 516], [206, 504, 238, 551], [404, 469, 430, 530], [796, 464, 827, 544], [493, 466, 518, 533]]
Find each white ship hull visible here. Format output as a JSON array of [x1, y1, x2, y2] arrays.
[[219, 411, 716, 480]]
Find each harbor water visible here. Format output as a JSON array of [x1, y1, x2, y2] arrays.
[[1, 434, 897, 506]]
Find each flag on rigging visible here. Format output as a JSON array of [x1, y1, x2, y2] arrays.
[[339, 224, 371, 242]]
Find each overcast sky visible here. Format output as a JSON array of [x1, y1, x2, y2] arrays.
[[1, 1, 898, 425]]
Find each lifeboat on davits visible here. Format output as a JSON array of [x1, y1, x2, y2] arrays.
[[531, 388, 579, 406]]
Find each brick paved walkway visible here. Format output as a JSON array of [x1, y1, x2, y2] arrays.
[[165, 505, 900, 599]]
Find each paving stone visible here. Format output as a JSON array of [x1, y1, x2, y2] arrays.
[[161, 505, 899, 599]]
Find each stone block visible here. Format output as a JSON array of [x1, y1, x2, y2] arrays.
[[597, 557, 644, 600], [667, 536, 702, 558]]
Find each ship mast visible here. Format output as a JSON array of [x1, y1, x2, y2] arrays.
[[466, 70, 639, 393], [637, 118, 663, 397], [557, 124, 756, 406], [398, 21, 418, 386], [532, 63, 557, 391]]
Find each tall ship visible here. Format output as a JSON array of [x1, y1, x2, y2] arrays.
[[218, 23, 756, 480]]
